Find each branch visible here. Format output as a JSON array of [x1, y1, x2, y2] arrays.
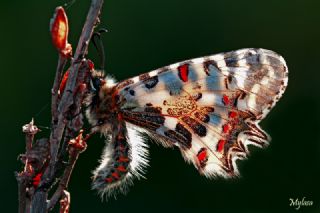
[[16, 0, 105, 212], [46, 0, 104, 182]]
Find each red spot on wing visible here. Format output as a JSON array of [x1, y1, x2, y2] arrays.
[[229, 111, 238, 118], [197, 148, 207, 162], [197, 148, 208, 167], [223, 124, 231, 134], [222, 95, 230, 106], [59, 69, 70, 96], [217, 139, 226, 152], [178, 64, 189, 82]]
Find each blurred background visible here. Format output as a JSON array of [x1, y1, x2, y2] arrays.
[[0, 0, 319, 212]]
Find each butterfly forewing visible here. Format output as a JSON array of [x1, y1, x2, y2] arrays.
[[116, 48, 288, 177]]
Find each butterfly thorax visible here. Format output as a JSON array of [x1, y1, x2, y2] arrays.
[[86, 75, 118, 134]]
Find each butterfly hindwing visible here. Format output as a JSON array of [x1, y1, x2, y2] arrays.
[[116, 48, 287, 178]]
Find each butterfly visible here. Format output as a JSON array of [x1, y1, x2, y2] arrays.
[[85, 48, 288, 198]]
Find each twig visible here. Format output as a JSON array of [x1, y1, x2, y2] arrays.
[[23, 119, 40, 176], [47, 130, 87, 210], [59, 190, 71, 213], [16, 119, 40, 213]]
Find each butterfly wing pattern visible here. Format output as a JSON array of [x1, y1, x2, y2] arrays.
[[87, 48, 288, 198]]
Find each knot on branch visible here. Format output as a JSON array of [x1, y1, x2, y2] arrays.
[[68, 130, 87, 152], [22, 119, 40, 135]]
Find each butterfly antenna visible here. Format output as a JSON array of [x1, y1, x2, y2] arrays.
[[91, 28, 108, 70]]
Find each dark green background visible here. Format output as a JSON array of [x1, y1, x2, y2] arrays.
[[1, 0, 319, 212]]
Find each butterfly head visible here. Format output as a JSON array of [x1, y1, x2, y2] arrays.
[[89, 70, 105, 92]]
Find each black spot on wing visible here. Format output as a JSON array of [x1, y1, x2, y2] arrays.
[[224, 55, 239, 67], [245, 52, 260, 65], [129, 90, 135, 96], [145, 106, 162, 114], [203, 60, 218, 75], [192, 92, 202, 101], [164, 129, 191, 149], [174, 123, 192, 148], [144, 76, 159, 89], [181, 116, 207, 137], [194, 112, 210, 123], [122, 110, 165, 130]]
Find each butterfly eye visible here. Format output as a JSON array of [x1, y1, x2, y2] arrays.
[[90, 77, 102, 92]]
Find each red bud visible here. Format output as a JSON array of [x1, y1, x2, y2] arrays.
[[87, 60, 95, 70], [32, 173, 42, 188], [50, 7, 72, 57], [59, 69, 70, 96], [78, 83, 87, 92]]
